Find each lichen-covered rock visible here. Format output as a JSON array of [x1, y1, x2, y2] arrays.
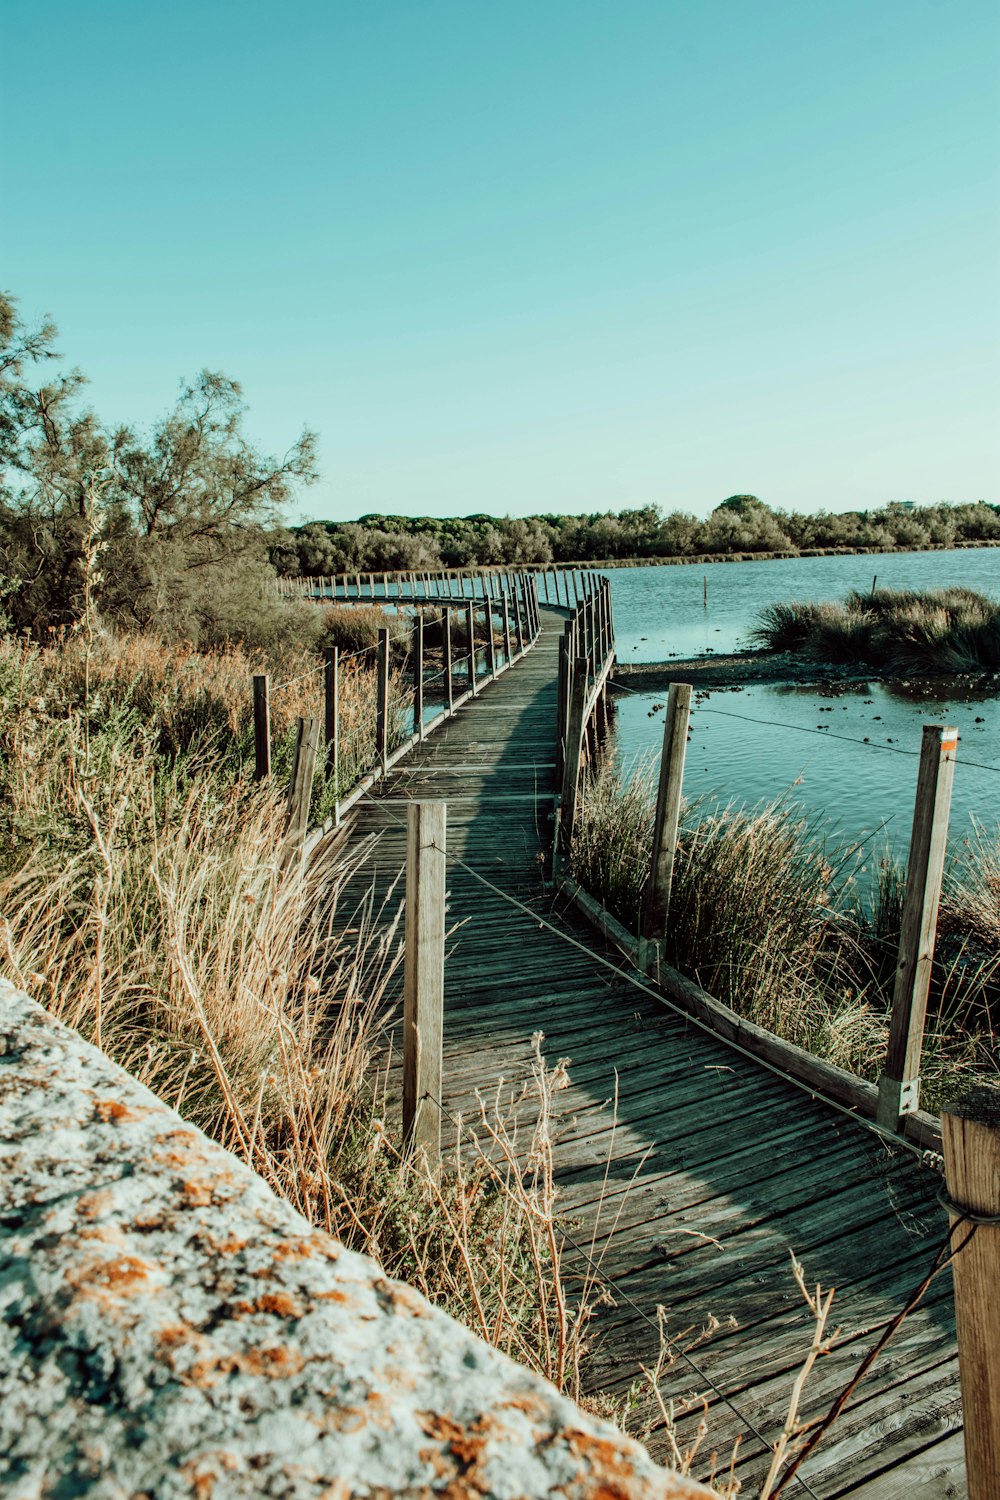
[[0, 981, 712, 1499]]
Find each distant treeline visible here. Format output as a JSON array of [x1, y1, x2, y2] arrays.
[[274, 495, 1000, 576]]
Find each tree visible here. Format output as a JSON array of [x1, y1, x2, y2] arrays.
[[0, 293, 320, 642]]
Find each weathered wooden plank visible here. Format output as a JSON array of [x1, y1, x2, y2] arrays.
[[327, 602, 957, 1491]]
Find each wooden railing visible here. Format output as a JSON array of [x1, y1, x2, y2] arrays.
[[268, 569, 543, 855], [278, 565, 607, 609], [554, 574, 616, 855]]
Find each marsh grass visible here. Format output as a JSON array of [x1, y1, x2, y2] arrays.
[[754, 587, 1000, 675], [572, 765, 1000, 1102], [0, 627, 639, 1406]]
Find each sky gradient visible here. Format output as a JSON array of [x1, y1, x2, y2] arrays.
[[4, 0, 998, 522]]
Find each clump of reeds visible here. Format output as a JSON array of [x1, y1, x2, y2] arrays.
[[571, 768, 999, 1100], [754, 586, 1000, 675]]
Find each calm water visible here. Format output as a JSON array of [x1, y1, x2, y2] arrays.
[[608, 549, 1000, 860]]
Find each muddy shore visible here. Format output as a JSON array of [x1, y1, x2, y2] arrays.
[[614, 649, 1000, 693]]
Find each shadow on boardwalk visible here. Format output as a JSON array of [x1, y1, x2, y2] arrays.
[[336, 607, 964, 1498]]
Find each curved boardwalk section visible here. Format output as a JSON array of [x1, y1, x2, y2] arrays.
[[343, 604, 964, 1497]]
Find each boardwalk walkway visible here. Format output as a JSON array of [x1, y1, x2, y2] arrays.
[[344, 606, 964, 1498]]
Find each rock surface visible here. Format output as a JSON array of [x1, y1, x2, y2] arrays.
[[0, 980, 712, 1499]]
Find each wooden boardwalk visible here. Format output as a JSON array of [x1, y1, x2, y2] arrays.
[[343, 606, 964, 1498]]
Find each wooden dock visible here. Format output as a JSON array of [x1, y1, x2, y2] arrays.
[[341, 605, 964, 1497]]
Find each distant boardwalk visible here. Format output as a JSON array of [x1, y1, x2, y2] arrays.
[[342, 605, 963, 1496]]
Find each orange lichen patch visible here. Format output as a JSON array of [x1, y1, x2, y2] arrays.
[[180, 1179, 216, 1208], [230, 1292, 304, 1320], [564, 1429, 644, 1490], [77, 1224, 128, 1246], [211, 1233, 249, 1256], [156, 1323, 196, 1350], [188, 1344, 306, 1387], [417, 1412, 491, 1472], [65, 1254, 159, 1306], [271, 1233, 339, 1265], [189, 1475, 214, 1500], [498, 1392, 549, 1420], [313, 1289, 351, 1305], [419, 1448, 454, 1482], [93, 1098, 149, 1124], [372, 1277, 428, 1318], [178, 1454, 241, 1500], [152, 1148, 199, 1172], [318, 1481, 352, 1500], [75, 1189, 116, 1220]]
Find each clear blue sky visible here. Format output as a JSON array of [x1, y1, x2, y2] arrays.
[[4, 0, 998, 522]]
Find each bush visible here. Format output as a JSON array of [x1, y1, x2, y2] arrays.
[[754, 587, 1000, 674]]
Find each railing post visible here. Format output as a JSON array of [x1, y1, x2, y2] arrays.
[[324, 648, 340, 820], [513, 584, 526, 656], [465, 601, 477, 695], [876, 723, 958, 1129], [443, 608, 454, 712], [555, 633, 569, 791], [376, 627, 390, 772], [643, 683, 692, 942], [253, 674, 271, 781], [501, 595, 512, 667], [283, 715, 320, 862], [558, 658, 590, 856], [484, 599, 497, 679], [942, 1092, 1000, 1499], [413, 613, 424, 738], [403, 800, 446, 1164]]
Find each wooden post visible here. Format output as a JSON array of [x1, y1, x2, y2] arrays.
[[643, 683, 692, 940], [876, 724, 958, 1129], [376, 627, 390, 771], [942, 1090, 1000, 1498], [484, 599, 497, 679], [513, 584, 526, 655], [443, 608, 454, 711], [465, 601, 477, 694], [555, 634, 569, 790], [502, 595, 512, 667], [558, 659, 589, 854], [284, 715, 320, 857], [324, 648, 339, 815], [253, 674, 271, 781], [413, 613, 424, 738], [403, 800, 446, 1164]]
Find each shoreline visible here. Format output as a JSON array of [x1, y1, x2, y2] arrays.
[[614, 649, 1000, 692], [539, 540, 1000, 572]]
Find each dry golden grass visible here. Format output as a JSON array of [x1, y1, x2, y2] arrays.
[[572, 764, 999, 1103], [0, 629, 631, 1404]]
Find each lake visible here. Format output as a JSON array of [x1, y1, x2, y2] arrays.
[[607, 548, 1000, 866]]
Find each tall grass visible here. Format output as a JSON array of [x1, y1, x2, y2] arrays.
[[572, 766, 1000, 1104], [0, 628, 629, 1406], [754, 586, 1000, 675]]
